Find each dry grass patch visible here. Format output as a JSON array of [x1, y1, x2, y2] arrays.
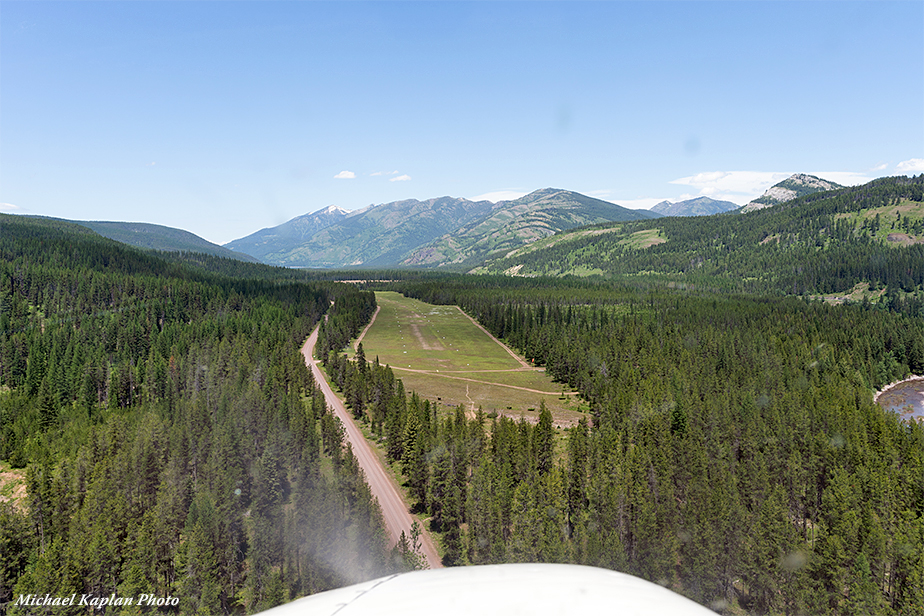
[[0, 461, 28, 512], [620, 228, 667, 249]]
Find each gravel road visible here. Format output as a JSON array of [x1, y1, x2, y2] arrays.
[[301, 325, 442, 569]]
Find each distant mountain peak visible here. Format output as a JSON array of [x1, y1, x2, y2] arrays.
[[224, 204, 351, 259], [494, 188, 565, 206], [651, 196, 739, 217], [402, 188, 660, 268], [530, 187, 566, 198], [741, 174, 843, 213]]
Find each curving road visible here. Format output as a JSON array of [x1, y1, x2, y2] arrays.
[[301, 325, 442, 569]]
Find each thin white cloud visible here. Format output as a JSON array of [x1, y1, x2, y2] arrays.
[[671, 171, 792, 199], [1, 202, 22, 212], [334, 170, 356, 179], [585, 191, 673, 210], [870, 163, 888, 172], [612, 197, 672, 210], [896, 158, 924, 173], [471, 190, 528, 203], [371, 170, 399, 176], [390, 174, 411, 182], [808, 171, 873, 186], [670, 169, 871, 203]]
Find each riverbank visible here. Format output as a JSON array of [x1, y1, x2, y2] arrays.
[[873, 374, 924, 404]]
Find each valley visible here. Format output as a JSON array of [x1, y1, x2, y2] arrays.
[[5, 1, 922, 613], [2, 173, 924, 616]]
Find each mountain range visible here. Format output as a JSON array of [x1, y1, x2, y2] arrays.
[[475, 175, 924, 295], [47, 173, 856, 271], [227, 196, 497, 268], [400, 189, 660, 268], [223, 189, 659, 269]]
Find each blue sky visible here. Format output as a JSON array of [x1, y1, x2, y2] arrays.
[[2, 1, 922, 245]]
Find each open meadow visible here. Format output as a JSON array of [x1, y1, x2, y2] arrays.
[[349, 291, 587, 425]]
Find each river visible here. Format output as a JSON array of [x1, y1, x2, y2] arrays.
[[875, 376, 924, 423]]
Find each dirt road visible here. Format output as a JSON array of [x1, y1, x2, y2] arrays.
[[301, 325, 442, 569], [353, 305, 381, 351]]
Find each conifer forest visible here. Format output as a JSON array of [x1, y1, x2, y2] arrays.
[[2, 177, 924, 616]]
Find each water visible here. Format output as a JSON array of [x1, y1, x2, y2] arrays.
[[876, 378, 924, 423]]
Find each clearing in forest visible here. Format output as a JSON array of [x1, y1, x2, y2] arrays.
[[0, 461, 27, 512], [350, 291, 587, 426]]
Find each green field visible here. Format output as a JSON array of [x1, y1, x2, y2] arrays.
[[350, 291, 587, 425]]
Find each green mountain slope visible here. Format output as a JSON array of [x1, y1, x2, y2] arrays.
[[223, 205, 350, 261], [477, 176, 924, 299], [402, 188, 660, 269], [75, 219, 260, 262], [238, 196, 496, 268]]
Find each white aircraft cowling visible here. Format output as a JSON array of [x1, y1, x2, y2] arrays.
[[255, 563, 716, 616]]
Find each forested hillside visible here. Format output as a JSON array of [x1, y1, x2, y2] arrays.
[[75, 220, 260, 263], [480, 176, 924, 308], [401, 189, 660, 269], [3, 206, 924, 616], [323, 274, 924, 615], [0, 215, 412, 615]]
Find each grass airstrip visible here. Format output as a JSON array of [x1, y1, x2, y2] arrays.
[[348, 291, 587, 426]]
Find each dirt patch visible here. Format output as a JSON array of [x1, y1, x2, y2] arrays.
[[886, 233, 924, 246], [409, 321, 445, 351], [354, 305, 381, 351], [635, 234, 667, 249], [0, 464, 28, 513], [890, 203, 922, 215], [760, 234, 780, 245]]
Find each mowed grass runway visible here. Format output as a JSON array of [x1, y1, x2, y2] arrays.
[[350, 291, 587, 426]]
